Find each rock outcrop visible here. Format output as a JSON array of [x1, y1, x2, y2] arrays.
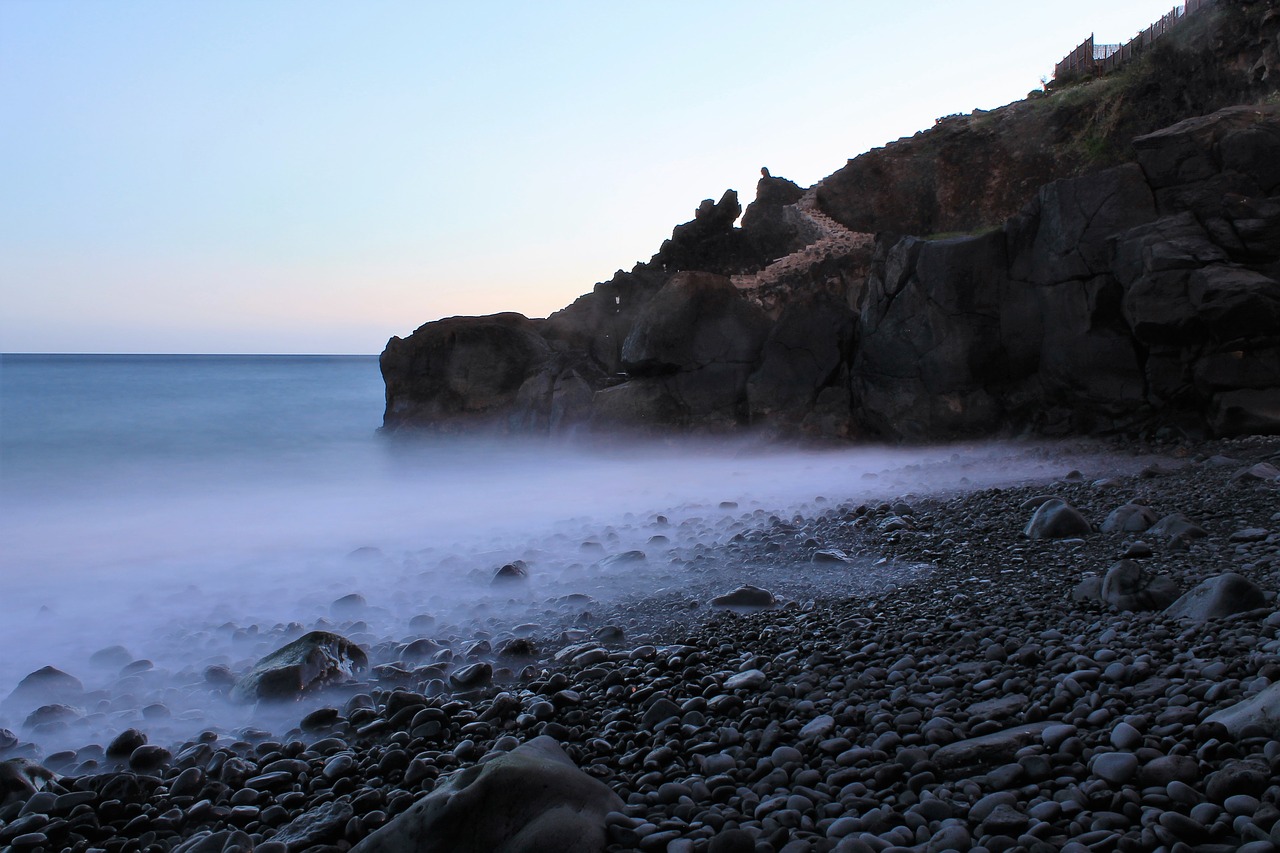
[[349, 736, 622, 853], [231, 631, 369, 703], [382, 4, 1280, 441]]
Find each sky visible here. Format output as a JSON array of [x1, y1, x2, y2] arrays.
[[1, 0, 1187, 354]]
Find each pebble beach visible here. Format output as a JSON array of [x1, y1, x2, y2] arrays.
[[5, 436, 1280, 852]]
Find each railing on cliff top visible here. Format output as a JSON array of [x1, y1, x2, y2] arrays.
[[1054, 0, 1215, 80]]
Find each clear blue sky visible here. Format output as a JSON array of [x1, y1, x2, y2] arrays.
[[2, 1, 1184, 354]]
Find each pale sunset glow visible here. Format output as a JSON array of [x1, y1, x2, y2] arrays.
[[2, 0, 1185, 353]]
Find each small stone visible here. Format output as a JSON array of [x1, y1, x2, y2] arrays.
[[1091, 751, 1139, 785], [724, 669, 767, 690]]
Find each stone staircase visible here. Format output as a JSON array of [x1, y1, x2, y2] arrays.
[[731, 190, 874, 300]]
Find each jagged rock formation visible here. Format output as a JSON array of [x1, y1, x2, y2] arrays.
[[382, 2, 1280, 441], [854, 104, 1280, 438]]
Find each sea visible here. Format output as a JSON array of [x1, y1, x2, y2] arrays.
[[0, 353, 1124, 754]]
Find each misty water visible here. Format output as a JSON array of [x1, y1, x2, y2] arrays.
[[0, 354, 1137, 761]]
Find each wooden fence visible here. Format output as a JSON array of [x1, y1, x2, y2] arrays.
[[1054, 0, 1215, 81]]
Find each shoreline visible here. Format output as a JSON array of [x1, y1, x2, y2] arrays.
[[7, 436, 1280, 850]]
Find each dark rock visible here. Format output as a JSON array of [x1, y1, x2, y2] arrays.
[[381, 313, 552, 431], [1099, 560, 1180, 611], [3, 667, 82, 710], [128, 744, 171, 773], [619, 272, 771, 422], [0, 760, 54, 807], [932, 722, 1054, 775], [1212, 388, 1280, 436], [492, 561, 529, 584], [1165, 572, 1267, 621], [272, 799, 355, 851], [231, 631, 368, 703], [1024, 499, 1091, 539], [106, 728, 147, 759], [1148, 512, 1208, 543], [654, 190, 747, 275], [1208, 676, 1280, 732], [203, 664, 237, 686], [598, 551, 646, 569], [1101, 504, 1160, 533], [497, 638, 537, 658], [88, 646, 133, 670], [854, 231, 1009, 438], [330, 593, 367, 618], [747, 294, 855, 427], [710, 585, 777, 611], [449, 662, 493, 690], [349, 736, 623, 853]]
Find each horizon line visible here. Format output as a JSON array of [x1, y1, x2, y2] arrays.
[[0, 351, 380, 358]]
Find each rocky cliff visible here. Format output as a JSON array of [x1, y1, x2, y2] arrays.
[[382, 1, 1280, 441]]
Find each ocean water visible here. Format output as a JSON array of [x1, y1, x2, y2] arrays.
[[0, 353, 1132, 754]]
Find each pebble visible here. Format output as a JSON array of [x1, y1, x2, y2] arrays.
[[6, 440, 1280, 853]]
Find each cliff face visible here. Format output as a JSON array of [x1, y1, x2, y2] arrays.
[[817, 0, 1280, 238], [382, 1, 1280, 441]]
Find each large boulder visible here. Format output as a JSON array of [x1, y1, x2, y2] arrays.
[[1024, 499, 1091, 540], [1165, 572, 1267, 621], [1207, 681, 1280, 737], [2, 666, 83, 713], [381, 313, 551, 430], [231, 631, 368, 703], [350, 736, 623, 853], [1211, 388, 1280, 436], [1099, 560, 1180, 611], [1100, 504, 1160, 534]]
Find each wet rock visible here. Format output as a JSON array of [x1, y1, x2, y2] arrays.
[[204, 664, 236, 687], [1165, 572, 1266, 621], [330, 593, 367, 618], [1091, 751, 1140, 784], [1024, 499, 1091, 539], [933, 723, 1055, 774], [1101, 503, 1160, 533], [498, 638, 538, 658], [350, 735, 623, 853], [231, 631, 369, 703], [724, 669, 767, 690], [129, 744, 171, 773], [1149, 513, 1209, 543], [449, 662, 493, 690], [106, 728, 147, 759], [710, 585, 777, 611], [272, 799, 355, 851], [1207, 681, 1280, 736], [599, 551, 646, 569], [3, 666, 82, 710], [1100, 560, 1180, 610], [1234, 462, 1280, 483], [492, 561, 529, 584], [88, 646, 133, 669], [0, 760, 55, 807]]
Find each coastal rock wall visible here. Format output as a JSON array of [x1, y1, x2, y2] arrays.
[[381, 4, 1280, 441], [381, 106, 1280, 441], [853, 104, 1280, 439]]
